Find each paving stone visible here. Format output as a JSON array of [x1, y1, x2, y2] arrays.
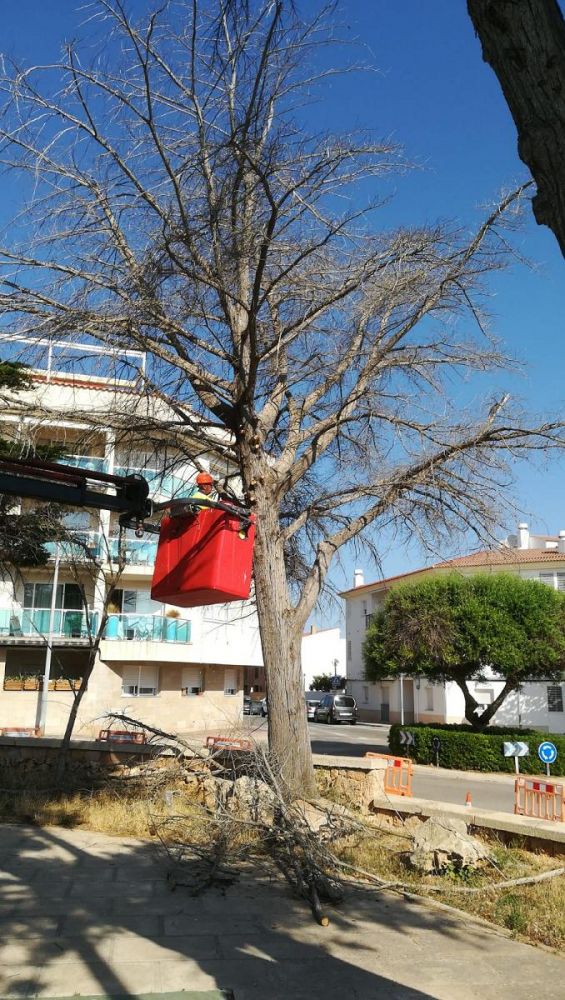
[[0, 824, 563, 1000]]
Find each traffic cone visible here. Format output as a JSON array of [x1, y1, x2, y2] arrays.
[[465, 791, 472, 808]]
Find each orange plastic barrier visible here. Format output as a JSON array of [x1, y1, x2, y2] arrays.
[[205, 735, 252, 752], [98, 729, 146, 745], [364, 752, 413, 797], [514, 777, 564, 822]]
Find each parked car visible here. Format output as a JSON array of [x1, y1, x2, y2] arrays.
[[314, 693, 357, 725], [305, 692, 321, 721], [243, 696, 263, 716], [260, 697, 268, 717]]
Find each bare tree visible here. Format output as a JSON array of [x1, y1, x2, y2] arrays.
[[467, 0, 565, 256], [0, 0, 563, 794]]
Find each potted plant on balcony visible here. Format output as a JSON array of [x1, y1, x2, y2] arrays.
[[23, 675, 40, 691], [105, 601, 121, 639], [3, 675, 24, 691], [165, 608, 180, 641], [54, 677, 82, 691]]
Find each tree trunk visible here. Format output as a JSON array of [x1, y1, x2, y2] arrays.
[[251, 484, 315, 798], [467, 0, 565, 256], [455, 676, 516, 730]]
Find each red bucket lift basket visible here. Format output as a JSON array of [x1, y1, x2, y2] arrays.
[[151, 507, 256, 608]]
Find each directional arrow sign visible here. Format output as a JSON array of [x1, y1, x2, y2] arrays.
[[503, 741, 529, 758], [399, 731, 415, 747]]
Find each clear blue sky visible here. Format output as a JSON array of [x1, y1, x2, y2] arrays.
[[1, 1, 564, 618]]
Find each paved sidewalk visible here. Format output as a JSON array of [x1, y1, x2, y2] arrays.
[[0, 824, 563, 1000]]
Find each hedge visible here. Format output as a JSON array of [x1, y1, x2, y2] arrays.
[[388, 723, 565, 776]]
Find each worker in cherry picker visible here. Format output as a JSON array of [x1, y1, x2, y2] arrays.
[[188, 470, 218, 509]]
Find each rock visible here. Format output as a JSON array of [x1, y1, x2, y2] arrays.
[[229, 775, 276, 825], [409, 816, 491, 874]]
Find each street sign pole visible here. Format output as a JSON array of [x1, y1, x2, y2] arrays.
[[514, 755, 520, 775]]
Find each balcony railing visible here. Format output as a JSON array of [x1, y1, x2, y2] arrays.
[[105, 536, 158, 566], [0, 609, 191, 644], [103, 613, 191, 643], [62, 455, 108, 473], [0, 608, 99, 639], [45, 533, 157, 566], [45, 532, 101, 562], [114, 466, 192, 501]]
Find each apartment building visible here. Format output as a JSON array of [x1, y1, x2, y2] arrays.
[[0, 342, 263, 737], [342, 524, 565, 732]]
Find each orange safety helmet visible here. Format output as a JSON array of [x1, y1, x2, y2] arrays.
[[196, 471, 214, 486]]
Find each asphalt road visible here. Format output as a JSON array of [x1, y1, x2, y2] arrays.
[[241, 717, 517, 813]]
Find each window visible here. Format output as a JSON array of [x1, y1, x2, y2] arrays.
[[24, 582, 83, 610], [364, 613, 374, 629], [224, 668, 238, 696], [347, 640, 352, 660], [182, 667, 203, 696], [363, 686, 369, 704], [425, 685, 434, 712], [122, 590, 162, 614], [539, 572, 565, 592], [475, 688, 494, 705], [547, 685, 564, 713], [121, 665, 159, 697]]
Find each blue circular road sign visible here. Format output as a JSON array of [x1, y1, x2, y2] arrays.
[[538, 741, 558, 765]]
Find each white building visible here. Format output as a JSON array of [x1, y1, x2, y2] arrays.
[[301, 626, 346, 690], [0, 345, 263, 737], [342, 524, 565, 732]]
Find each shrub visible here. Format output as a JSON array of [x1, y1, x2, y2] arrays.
[[389, 723, 565, 775]]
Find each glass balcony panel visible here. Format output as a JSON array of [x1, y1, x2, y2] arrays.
[[62, 455, 108, 473], [106, 536, 158, 566], [44, 533, 101, 561], [103, 613, 190, 643], [7, 608, 99, 638]]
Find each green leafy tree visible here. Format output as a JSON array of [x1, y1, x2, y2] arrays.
[[310, 675, 332, 692], [363, 573, 565, 730]]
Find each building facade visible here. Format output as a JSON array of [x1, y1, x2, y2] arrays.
[[0, 348, 263, 737], [343, 524, 565, 732], [301, 626, 346, 691]]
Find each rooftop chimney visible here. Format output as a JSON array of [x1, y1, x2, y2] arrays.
[[517, 523, 530, 550], [558, 531, 565, 555], [353, 568, 365, 588]]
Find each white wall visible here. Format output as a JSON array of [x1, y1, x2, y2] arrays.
[[301, 627, 345, 690]]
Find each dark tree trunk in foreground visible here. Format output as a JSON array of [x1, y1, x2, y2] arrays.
[[468, 0, 565, 256]]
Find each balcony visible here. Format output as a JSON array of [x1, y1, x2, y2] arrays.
[[44, 533, 157, 567], [114, 466, 191, 501], [45, 532, 101, 562], [0, 608, 99, 642], [0, 609, 191, 645], [105, 536, 158, 567], [62, 455, 108, 473], [103, 613, 190, 643]]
